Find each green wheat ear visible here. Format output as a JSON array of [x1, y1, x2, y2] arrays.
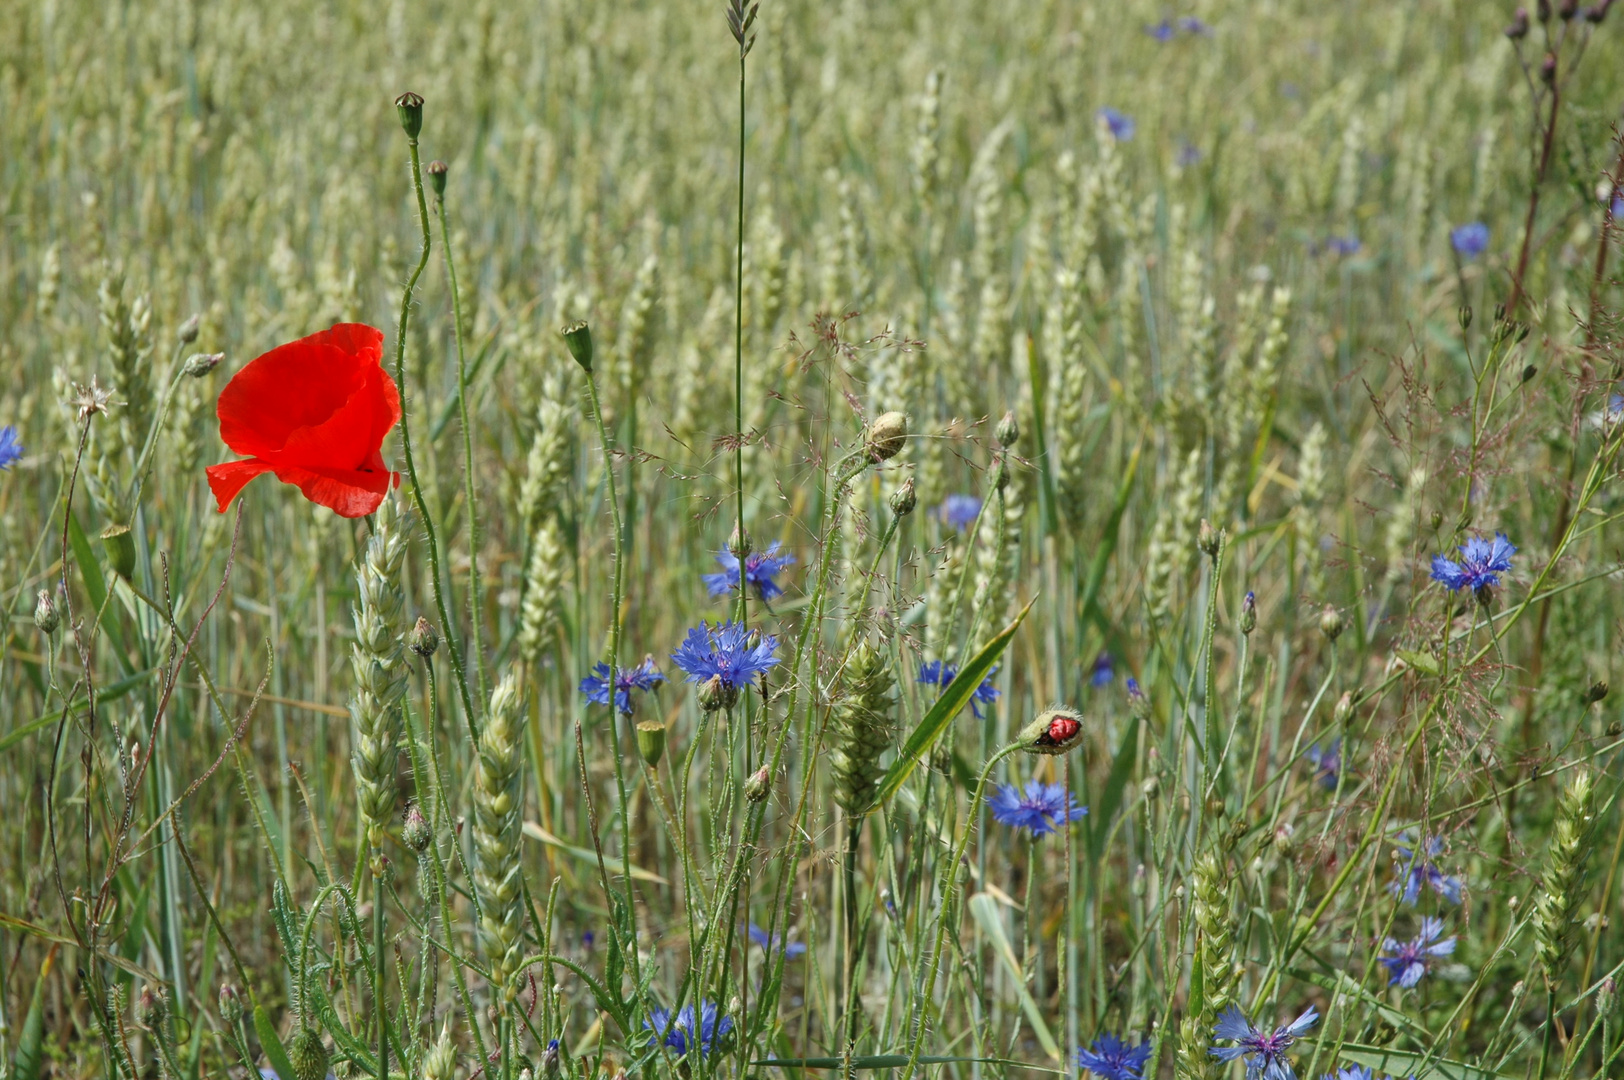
[[829, 639, 897, 817], [349, 495, 411, 849], [473, 673, 526, 999]]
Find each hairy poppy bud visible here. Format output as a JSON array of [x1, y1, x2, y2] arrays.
[[101, 523, 135, 581], [34, 589, 60, 635], [995, 409, 1020, 449], [890, 477, 917, 517], [1319, 604, 1344, 642], [1020, 707, 1085, 755], [219, 983, 244, 1025], [409, 616, 440, 657], [698, 673, 738, 712], [866, 411, 908, 462], [560, 321, 594, 372], [636, 720, 667, 766], [183, 352, 224, 378], [403, 802, 432, 853], [1239, 590, 1257, 635], [745, 765, 771, 802], [426, 159, 449, 199], [290, 1029, 331, 1080], [1198, 518, 1221, 557], [1507, 6, 1530, 34], [395, 91, 424, 139], [177, 313, 201, 345]]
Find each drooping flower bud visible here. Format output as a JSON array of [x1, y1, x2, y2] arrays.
[[34, 589, 60, 635], [560, 321, 594, 372], [1019, 707, 1085, 755], [101, 523, 135, 581], [177, 313, 201, 344], [183, 352, 224, 378], [395, 91, 425, 139], [1319, 604, 1344, 642], [403, 802, 432, 853], [995, 409, 1020, 449], [865, 411, 909, 462], [426, 159, 449, 199], [889, 477, 917, 518], [409, 616, 440, 658], [1239, 590, 1256, 635], [290, 1028, 331, 1080], [636, 720, 667, 766], [745, 765, 771, 802]]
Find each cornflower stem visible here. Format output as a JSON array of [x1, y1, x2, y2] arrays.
[[904, 741, 1023, 1078], [581, 370, 644, 1005], [433, 184, 490, 706], [395, 134, 478, 738], [732, 47, 748, 634]]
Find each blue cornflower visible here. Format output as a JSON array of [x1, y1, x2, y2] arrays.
[[747, 922, 807, 957], [671, 620, 781, 692], [579, 657, 664, 715], [939, 494, 983, 530], [1380, 915, 1457, 988], [1097, 108, 1136, 142], [702, 541, 796, 602], [1091, 650, 1116, 688], [645, 1001, 734, 1058], [1324, 1067, 1381, 1080], [583, 930, 596, 950], [1078, 1034, 1152, 1080], [0, 426, 22, 471], [1179, 15, 1213, 34], [1612, 194, 1624, 221], [1305, 739, 1341, 790], [1210, 1005, 1319, 1080], [986, 779, 1087, 838], [1389, 834, 1462, 905], [1325, 235, 1361, 257], [1429, 533, 1515, 594], [1144, 19, 1177, 40], [918, 659, 1001, 718], [1450, 222, 1490, 260]]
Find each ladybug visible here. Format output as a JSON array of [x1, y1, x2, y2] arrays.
[[1021, 707, 1085, 755]]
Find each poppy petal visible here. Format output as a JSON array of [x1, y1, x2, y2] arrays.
[[205, 458, 275, 512], [276, 361, 400, 470], [269, 461, 396, 518], [217, 324, 387, 458]]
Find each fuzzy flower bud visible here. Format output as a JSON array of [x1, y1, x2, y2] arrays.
[[290, 1029, 331, 1080], [137, 984, 164, 1027], [995, 409, 1020, 449], [183, 352, 224, 378], [1507, 5, 1530, 35], [34, 589, 60, 635], [1599, 977, 1618, 1018], [218, 983, 244, 1025], [1333, 690, 1354, 726], [403, 802, 432, 853], [697, 673, 738, 713], [426, 159, 448, 198], [1239, 591, 1256, 635], [865, 410, 909, 462], [745, 765, 771, 802], [1540, 52, 1557, 84], [560, 321, 594, 373], [395, 91, 424, 138], [1198, 518, 1221, 557], [409, 616, 440, 658], [1319, 604, 1345, 642], [543, 1040, 562, 1080], [177, 313, 201, 344], [889, 477, 917, 518]]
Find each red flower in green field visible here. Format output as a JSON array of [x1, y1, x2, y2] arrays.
[[205, 323, 400, 518]]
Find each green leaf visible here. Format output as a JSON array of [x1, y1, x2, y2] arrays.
[[1332, 1043, 1517, 1080], [10, 948, 53, 1080], [1075, 433, 1143, 634], [67, 513, 131, 670], [754, 1056, 1064, 1072], [967, 892, 1061, 1061], [253, 1006, 297, 1080], [873, 597, 1036, 809], [1088, 714, 1138, 863], [1395, 649, 1441, 677]]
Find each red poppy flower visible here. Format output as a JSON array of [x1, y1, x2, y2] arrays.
[[205, 323, 401, 518]]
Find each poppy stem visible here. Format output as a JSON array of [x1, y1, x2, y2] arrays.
[[395, 130, 479, 740], [432, 179, 491, 707]]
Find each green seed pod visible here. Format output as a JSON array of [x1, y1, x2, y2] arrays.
[[560, 321, 594, 372], [394, 91, 424, 139], [290, 1030, 330, 1080], [426, 159, 449, 199], [636, 720, 667, 767], [101, 524, 135, 580]]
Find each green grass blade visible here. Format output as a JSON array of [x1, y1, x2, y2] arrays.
[[967, 892, 1061, 1061], [253, 1006, 297, 1080]]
